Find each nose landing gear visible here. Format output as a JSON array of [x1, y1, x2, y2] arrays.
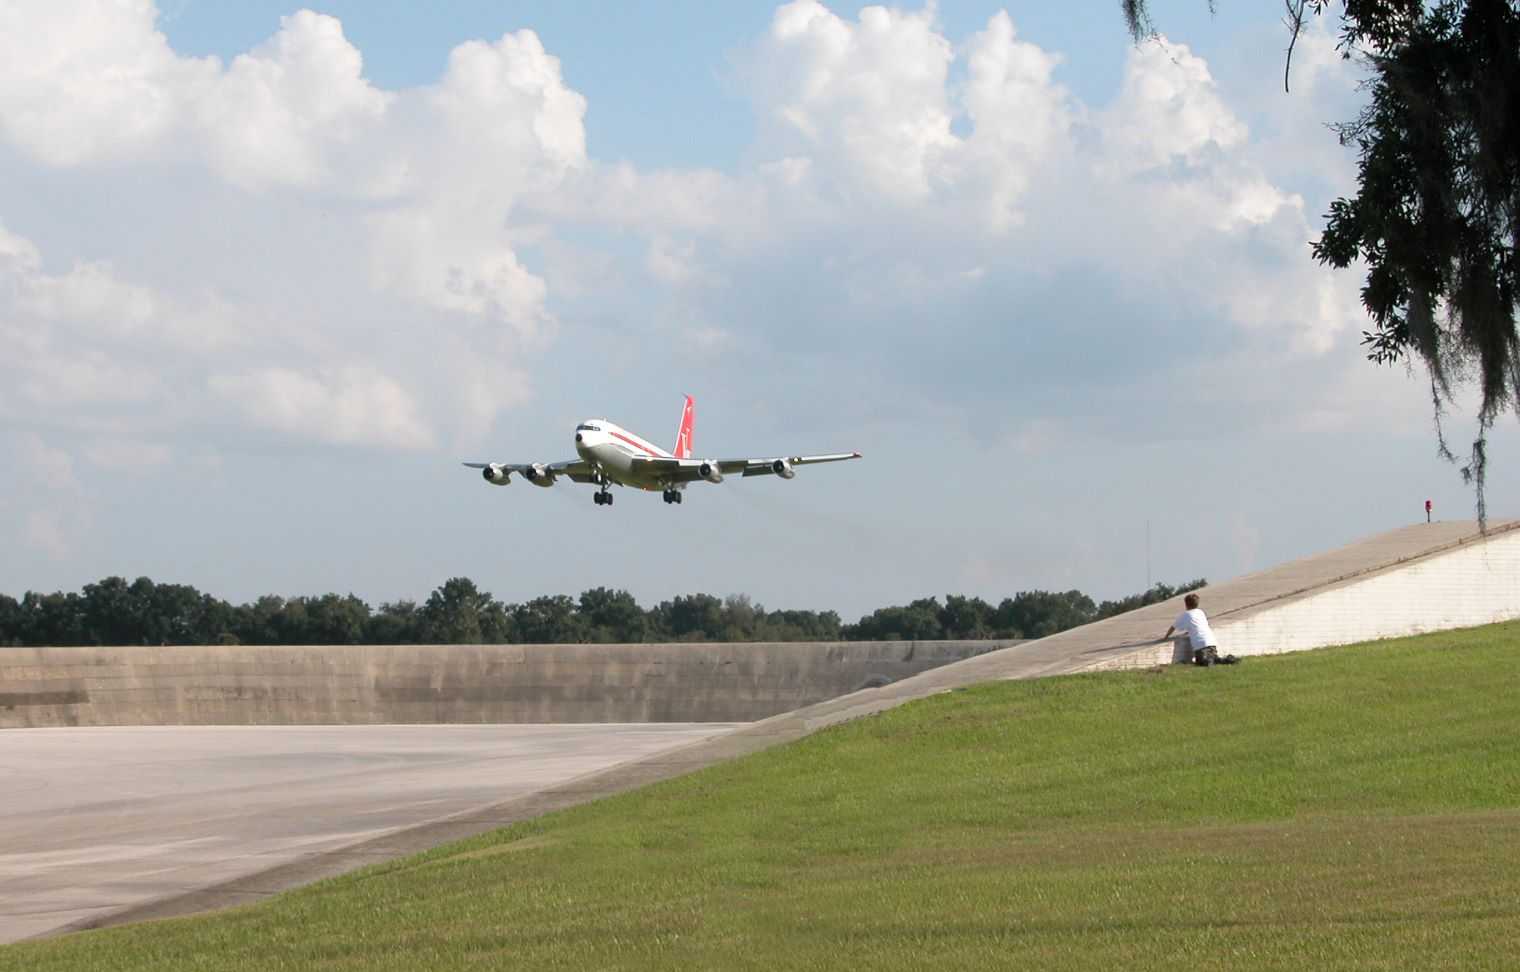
[[592, 471, 614, 506]]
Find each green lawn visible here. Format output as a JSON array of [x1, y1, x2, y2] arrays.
[[6, 622, 1519, 970]]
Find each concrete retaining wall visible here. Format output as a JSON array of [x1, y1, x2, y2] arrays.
[[1085, 520, 1520, 671], [0, 640, 1013, 728]]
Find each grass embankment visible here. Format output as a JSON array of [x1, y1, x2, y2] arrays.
[[6, 622, 1519, 970]]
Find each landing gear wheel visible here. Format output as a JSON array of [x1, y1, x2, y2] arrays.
[[594, 490, 613, 506]]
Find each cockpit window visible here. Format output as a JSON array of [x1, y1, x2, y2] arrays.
[[576, 424, 602, 432]]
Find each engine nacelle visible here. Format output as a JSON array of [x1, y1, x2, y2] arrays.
[[523, 463, 557, 487], [481, 463, 511, 486], [772, 458, 796, 480], [698, 460, 724, 484]]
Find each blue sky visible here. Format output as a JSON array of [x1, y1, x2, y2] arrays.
[[2, 1, 1515, 620]]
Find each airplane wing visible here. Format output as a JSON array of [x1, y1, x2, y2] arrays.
[[463, 459, 599, 486], [633, 451, 862, 483]]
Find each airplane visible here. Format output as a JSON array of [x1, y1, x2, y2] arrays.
[[464, 396, 861, 506]]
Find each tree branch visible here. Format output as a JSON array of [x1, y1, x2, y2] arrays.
[[1284, 0, 1309, 92]]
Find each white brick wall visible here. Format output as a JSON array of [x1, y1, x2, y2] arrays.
[[1215, 527, 1520, 656]]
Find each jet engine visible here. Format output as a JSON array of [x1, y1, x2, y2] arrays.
[[771, 458, 796, 480], [698, 461, 724, 484], [523, 463, 557, 487], [481, 463, 511, 486]]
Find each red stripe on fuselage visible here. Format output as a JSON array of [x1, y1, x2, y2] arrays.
[[610, 429, 668, 458]]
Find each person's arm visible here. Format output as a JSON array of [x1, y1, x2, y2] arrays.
[[1163, 625, 1176, 641]]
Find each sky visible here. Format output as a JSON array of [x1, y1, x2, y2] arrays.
[[2, 0, 1517, 620]]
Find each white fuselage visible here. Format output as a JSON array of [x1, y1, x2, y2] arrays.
[[574, 420, 673, 491]]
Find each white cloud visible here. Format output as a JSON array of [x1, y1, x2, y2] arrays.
[[17, 430, 81, 491], [80, 438, 173, 473], [17, 258, 156, 338], [368, 207, 551, 334], [356, 28, 589, 344], [208, 365, 435, 451], [0, 0, 582, 329], [426, 30, 586, 179], [195, 10, 391, 189], [0, 0, 212, 165], [1005, 418, 1065, 456], [0, 432, 94, 559], [740, 0, 958, 202], [647, 236, 702, 286], [0, 3, 600, 459], [0, 225, 174, 424], [1099, 38, 1247, 174], [0, 219, 41, 266], [955, 11, 1071, 229], [0, 4, 386, 189], [685, 324, 736, 355], [0, 215, 448, 451]]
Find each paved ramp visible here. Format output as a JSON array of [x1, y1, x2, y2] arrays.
[[0, 723, 745, 944]]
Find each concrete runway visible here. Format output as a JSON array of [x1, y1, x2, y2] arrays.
[[0, 723, 744, 944]]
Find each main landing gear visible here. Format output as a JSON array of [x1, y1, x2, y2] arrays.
[[661, 489, 683, 505]]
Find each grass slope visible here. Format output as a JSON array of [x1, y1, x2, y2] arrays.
[[6, 622, 1519, 970]]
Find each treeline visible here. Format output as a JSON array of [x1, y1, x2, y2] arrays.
[[0, 575, 1205, 648]]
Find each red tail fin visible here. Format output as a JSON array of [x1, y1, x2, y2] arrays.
[[673, 395, 694, 458]]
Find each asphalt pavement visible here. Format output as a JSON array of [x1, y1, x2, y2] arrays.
[[0, 723, 744, 943]]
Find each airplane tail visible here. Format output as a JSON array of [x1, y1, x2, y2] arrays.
[[673, 395, 694, 458]]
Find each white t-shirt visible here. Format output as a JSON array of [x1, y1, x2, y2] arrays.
[[1172, 608, 1217, 650]]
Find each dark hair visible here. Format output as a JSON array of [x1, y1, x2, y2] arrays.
[[1184, 593, 1200, 610]]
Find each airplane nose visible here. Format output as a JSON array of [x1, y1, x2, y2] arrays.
[[575, 433, 583, 443]]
